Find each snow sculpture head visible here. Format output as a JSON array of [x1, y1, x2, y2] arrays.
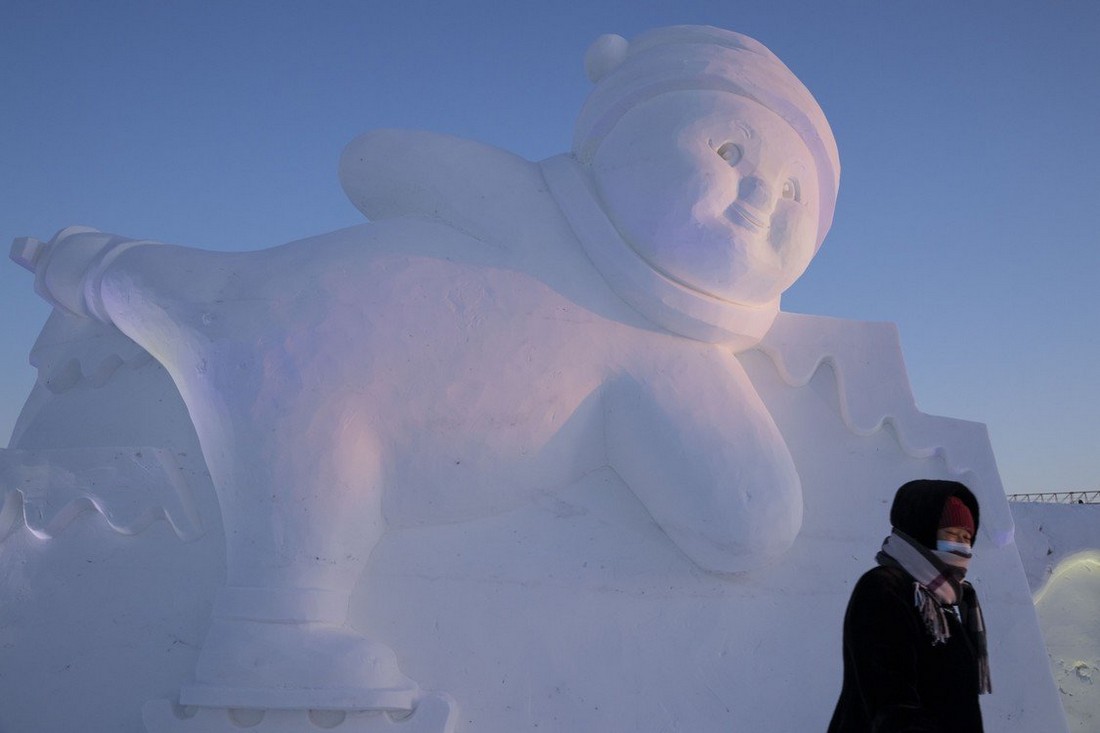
[[574, 26, 840, 308]]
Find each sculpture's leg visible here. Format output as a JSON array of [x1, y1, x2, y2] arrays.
[[12, 229, 426, 716], [166, 401, 420, 711]]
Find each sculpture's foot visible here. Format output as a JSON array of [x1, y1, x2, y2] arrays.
[[142, 693, 457, 733], [182, 618, 419, 711]]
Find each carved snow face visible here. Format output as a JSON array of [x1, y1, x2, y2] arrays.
[[588, 90, 822, 306]]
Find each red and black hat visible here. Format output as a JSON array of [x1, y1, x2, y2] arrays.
[[939, 495, 976, 536]]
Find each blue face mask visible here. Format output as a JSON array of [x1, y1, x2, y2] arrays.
[[937, 539, 973, 558]]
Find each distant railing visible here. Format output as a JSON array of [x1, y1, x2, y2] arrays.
[[1006, 491, 1100, 504]]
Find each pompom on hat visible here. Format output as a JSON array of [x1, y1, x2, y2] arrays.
[[939, 495, 977, 536], [573, 26, 840, 255]]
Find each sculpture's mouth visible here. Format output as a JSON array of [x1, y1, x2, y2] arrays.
[[727, 204, 769, 234]]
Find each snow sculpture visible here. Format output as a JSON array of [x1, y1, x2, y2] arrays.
[[0, 25, 1061, 733], [10, 26, 835, 724]]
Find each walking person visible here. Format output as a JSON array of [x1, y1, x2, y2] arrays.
[[828, 479, 992, 732]]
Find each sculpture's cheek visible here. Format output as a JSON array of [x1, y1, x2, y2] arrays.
[[766, 199, 818, 287]]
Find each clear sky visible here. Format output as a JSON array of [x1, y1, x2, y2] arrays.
[[1, 1, 1097, 496]]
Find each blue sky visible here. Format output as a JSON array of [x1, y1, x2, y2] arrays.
[[1, 1, 1097, 495]]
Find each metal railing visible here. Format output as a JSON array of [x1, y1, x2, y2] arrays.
[[1006, 491, 1100, 504]]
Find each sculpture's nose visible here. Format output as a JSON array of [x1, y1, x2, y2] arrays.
[[738, 176, 773, 212]]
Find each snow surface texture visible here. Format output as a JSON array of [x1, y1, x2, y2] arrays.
[[0, 25, 1066, 733], [1013, 503, 1100, 733]]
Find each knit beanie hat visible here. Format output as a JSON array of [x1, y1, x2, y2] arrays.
[[939, 495, 976, 535], [572, 25, 840, 256]]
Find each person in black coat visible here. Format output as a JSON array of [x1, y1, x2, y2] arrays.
[[828, 479, 991, 732]]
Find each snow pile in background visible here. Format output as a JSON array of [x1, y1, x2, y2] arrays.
[[1013, 502, 1100, 733]]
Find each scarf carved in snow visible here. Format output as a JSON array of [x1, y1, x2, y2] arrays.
[[877, 530, 992, 694]]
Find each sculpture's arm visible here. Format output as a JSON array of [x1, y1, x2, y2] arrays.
[[604, 348, 802, 573], [339, 129, 535, 226]]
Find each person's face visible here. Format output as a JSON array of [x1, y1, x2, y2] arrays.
[[937, 526, 974, 547], [588, 90, 822, 306]]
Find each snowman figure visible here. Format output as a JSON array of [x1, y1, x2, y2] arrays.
[[12, 25, 838, 724]]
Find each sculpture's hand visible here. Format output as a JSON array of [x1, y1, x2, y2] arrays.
[[10, 226, 153, 322], [10, 235, 47, 272], [605, 350, 802, 573]]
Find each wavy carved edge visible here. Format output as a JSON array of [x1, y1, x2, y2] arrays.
[[0, 446, 204, 544], [753, 312, 1013, 546]]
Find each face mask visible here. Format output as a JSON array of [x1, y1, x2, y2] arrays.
[[937, 539, 973, 558]]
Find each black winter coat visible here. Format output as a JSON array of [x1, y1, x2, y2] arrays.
[[828, 479, 986, 733]]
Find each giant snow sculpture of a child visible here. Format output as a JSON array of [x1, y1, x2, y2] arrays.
[[13, 27, 839, 713]]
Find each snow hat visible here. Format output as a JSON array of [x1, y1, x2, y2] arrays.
[[572, 25, 840, 255], [890, 480, 980, 549], [939, 495, 976, 536]]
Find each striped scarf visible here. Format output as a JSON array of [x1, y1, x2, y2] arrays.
[[877, 530, 992, 694]]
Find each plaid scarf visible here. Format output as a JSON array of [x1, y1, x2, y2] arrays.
[[877, 530, 992, 694]]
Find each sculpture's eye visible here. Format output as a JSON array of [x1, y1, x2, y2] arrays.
[[781, 177, 801, 202], [716, 143, 743, 165]]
